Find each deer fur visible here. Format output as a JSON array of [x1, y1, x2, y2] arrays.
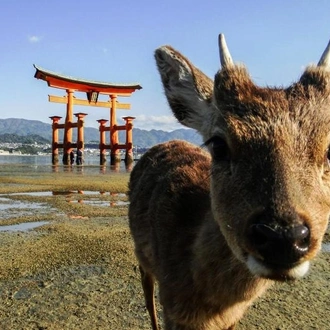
[[128, 34, 330, 329]]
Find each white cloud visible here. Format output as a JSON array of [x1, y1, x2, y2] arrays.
[[133, 115, 184, 131], [28, 35, 41, 43]]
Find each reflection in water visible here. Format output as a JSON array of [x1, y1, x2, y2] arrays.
[[0, 190, 127, 219], [52, 163, 133, 174], [4, 191, 52, 197], [0, 197, 47, 210], [3, 191, 127, 198], [0, 154, 136, 170], [58, 190, 128, 207], [51, 190, 126, 197], [0, 197, 55, 220], [52, 165, 85, 173], [52, 190, 76, 196], [69, 200, 129, 207], [0, 155, 134, 177]]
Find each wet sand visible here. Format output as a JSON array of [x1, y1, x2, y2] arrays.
[[0, 166, 329, 329]]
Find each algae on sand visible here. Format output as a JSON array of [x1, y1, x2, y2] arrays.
[[0, 166, 329, 329]]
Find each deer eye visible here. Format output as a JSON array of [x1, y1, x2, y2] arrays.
[[206, 136, 230, 161], [325, 148, 330, 170]]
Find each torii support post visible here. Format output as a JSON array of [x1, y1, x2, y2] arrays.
[[98, 119, 109, 166], [123, 116, 135, 165], [110, 94, 120, 165], [50, 116, 63, 165], [63, 89, 74, 165], [74, 112, 87, 150]]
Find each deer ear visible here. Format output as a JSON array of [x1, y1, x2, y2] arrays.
[[296, 39, 330, 93], [154, 46, 214, 132]]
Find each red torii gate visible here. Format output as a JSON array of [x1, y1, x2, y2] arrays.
[[33, 65, 142, 166]]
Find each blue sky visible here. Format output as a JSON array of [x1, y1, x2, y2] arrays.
[[1, 0, 330, 131]]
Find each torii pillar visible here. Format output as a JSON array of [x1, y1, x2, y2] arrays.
[[75, 112, 87, 150], [98, 119, 108, 166], [123, 116, 135, 165], [49, 115, 62, 165], [110, 95, 120, 164], [62, 89, 74, 165]]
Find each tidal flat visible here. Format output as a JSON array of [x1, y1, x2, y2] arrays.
[[0, 164, 329, 329]]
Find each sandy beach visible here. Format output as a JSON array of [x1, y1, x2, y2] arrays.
[[0, 165, 329, 329]]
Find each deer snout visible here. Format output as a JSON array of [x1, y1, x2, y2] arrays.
[[250, 223, 310, 266], [245, 208, 313, 280], [246, 218, 311, 280]]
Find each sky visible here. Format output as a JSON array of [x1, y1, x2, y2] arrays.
[[1, 0, 330, 131]]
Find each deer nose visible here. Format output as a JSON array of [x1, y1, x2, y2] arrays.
[[249, 223, 310, 267]]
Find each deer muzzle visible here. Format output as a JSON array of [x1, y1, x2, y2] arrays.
[[246, 210, 312, 280]]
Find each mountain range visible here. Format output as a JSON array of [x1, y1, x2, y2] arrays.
[[0, 118, 203, 148]]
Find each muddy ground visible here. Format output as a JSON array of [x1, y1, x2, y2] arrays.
[[0, 166, 329, 329]]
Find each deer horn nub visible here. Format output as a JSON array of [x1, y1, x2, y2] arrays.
[[317, 39, 330, 68], [219, 34, 234, 68]]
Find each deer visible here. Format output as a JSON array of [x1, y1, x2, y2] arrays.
[[128, 34, 330, 330]]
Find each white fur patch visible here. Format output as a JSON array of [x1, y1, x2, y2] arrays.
[[247, 255, 310, 279], [287, 261, 310, 278], [247, 256, 272, 277]]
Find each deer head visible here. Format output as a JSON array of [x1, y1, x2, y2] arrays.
[[154, 35, 330, 280]]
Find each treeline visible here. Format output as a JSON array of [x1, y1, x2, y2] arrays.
[[0, 133, 50, 144], [0, 133, 51, 155]]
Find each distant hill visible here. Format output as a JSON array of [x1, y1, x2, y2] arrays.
[[0, 133, 50, 144], [0, 118, 203, 148]]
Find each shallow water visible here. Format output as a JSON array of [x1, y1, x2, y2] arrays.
[[0, 197, 51, 219], [322, 243, 330, 253], [0, 155, 133, 175], [0, 188, 128, 219], [7, 191, 53, 197], [0, 154, 134, 168], [0, 221, 49, 232], [6, 191, 127, 198], [70, 200, 129, 207], [0, 197, 46, 209]]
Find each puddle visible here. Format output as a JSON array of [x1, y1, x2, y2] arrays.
[[322, 243, 330, 253], [0, 197, 46, 210], [54, 191, 127, 197], [0, 191, 128, 217], [70, 200, 129, 207], [10, 191, 53, 197], [0, 221, 49, 232], [0, 197, 54, 219], [4, 191, 127, 197]]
